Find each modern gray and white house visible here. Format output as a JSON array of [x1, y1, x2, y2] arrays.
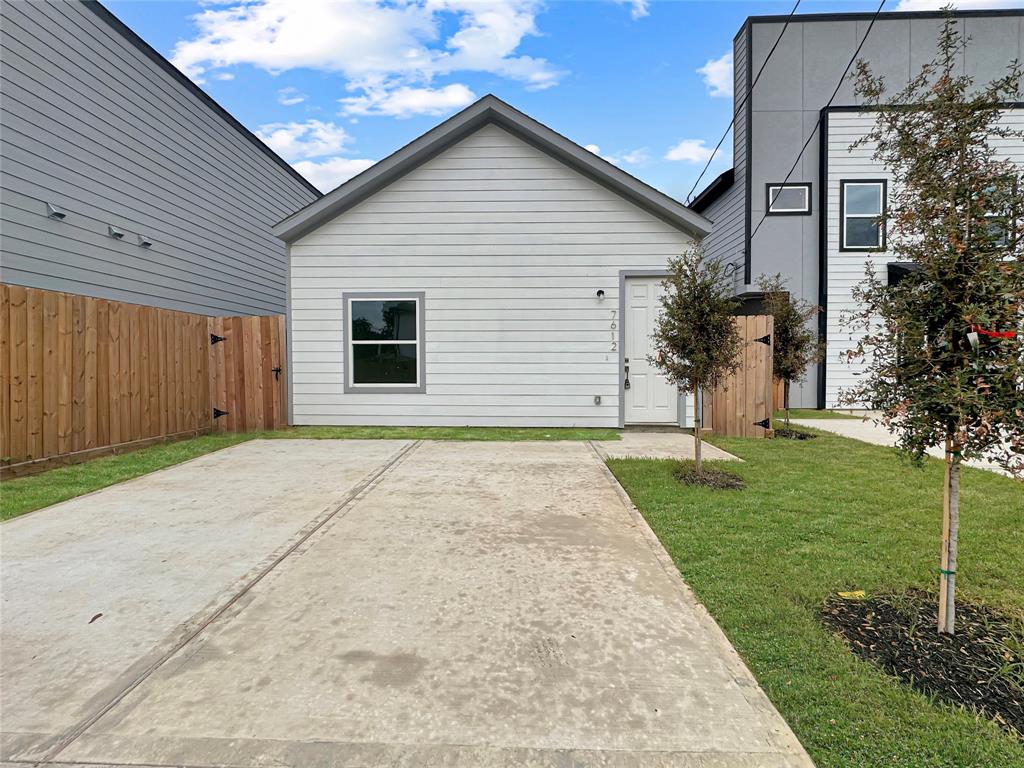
[[690, 8, 1024, 409], [0, 0, 320, 316], [275, 96, 712, 428]]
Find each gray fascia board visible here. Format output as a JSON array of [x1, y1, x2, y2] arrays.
[[273, 95, 712, 242]]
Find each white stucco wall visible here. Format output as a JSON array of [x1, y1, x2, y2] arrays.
[[288, 123, 698, 427]]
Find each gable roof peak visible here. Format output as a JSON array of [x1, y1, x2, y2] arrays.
[[273, 96, 711, 242]]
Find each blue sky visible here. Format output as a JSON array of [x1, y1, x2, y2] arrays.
[[107, 0, 977, 200]]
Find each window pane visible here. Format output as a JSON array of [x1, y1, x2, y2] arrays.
[[770, 186, 808, 211], [352, 344, 418, 385], [845, 184, 882, 215], [986, 216, 1010, 248], [845, 217, 881, 248], [351, 300, 417, 341]]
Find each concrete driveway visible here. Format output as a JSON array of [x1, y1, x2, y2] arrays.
[[1, 439, 812, 768]]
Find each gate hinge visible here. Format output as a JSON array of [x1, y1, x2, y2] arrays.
[[754, 418, 771, 429], [754, 334, 771, 346], [210, 333, 226, 345], [213, 407, 229, 419]]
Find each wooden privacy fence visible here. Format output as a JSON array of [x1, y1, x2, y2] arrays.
[[0, 285, 286, 473], [708, 315, 774, 438]]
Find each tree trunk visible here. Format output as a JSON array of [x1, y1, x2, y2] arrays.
[[784, 380, 791, 426], [938, 439, 961, 635], [693, 383, 703, 475]]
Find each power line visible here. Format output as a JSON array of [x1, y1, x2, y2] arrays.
[[686, 0, 802, 204], [748, 0, 887, 244]]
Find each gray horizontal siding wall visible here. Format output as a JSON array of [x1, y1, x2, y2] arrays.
[[700, 183, 744, 270], [0, 0, 319, 315], [290, 123, 699, 427]]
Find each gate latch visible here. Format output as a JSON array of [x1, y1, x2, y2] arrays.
[[272, 366, 282, 381]]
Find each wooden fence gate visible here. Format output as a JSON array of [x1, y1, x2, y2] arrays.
[[207, 315, 287, 435], [1, 285, 287, 475], [708, 315, 774, 438]]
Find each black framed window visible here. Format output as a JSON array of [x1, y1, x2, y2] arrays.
[[344, 294, 424, 392], [766, 183, 811, 215], [840, 180, 886, 251]]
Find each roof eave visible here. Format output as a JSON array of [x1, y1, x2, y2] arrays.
[[688, 168, 735, 214]]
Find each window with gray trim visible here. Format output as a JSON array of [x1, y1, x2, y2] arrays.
[[766, 183, 811, 215], [840, 180, 886, 251], [344, 294, 424, 391]]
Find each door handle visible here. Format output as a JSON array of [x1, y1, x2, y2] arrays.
[[624, 359, 631, 390]]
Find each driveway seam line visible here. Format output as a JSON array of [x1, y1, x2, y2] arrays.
[[34, 439, 423, 767], [585, 441, 815, 764]]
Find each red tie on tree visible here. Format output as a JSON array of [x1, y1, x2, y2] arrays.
[[970, 324, 1017, 340]]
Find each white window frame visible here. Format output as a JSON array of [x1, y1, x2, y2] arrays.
[[343, 292, 425, 394], [840, 180, 887, 251], [766, 183, 812, 215]]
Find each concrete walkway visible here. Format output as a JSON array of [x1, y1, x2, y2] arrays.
[[790, 417, 1013, 476], [597, 432, 739, 462], [1, 439, 812, 768]]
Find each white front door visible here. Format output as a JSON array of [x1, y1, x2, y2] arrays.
[[624, 277, 686, 425]]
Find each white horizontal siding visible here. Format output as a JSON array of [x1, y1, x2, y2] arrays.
[[824, 108, 1024, 408], [290, 123, 697, 427]]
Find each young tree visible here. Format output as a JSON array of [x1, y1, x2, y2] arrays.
[[757, 274, 824, 426], [651, 247, 744, 474], [842, 18, 1024, 634]]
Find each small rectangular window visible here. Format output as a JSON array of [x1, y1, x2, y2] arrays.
[[344, 293, 424, 392], [841, 180, 886, 251], [766, 183, 811, 215], [982, 176, 1017, 249]]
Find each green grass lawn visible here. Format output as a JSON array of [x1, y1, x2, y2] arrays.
[[0, 426, 620, 521], [608, 431, 1024, 768], [774, 408, 862, 420]]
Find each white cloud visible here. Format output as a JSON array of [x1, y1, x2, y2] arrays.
[[213, 71, 235, 81], [255, 120, 352, 161], [698, 49, 733, 99], [618, 148, 650, 165], [294, 156, 377, 193], [277, 86, 305, 106], [172, 0, 563, 113], [664, 138, 714, 164], [614, 0, 650, 19], [585, 143, 649, 166], [896, 0, 1021, 9], [340, 83, 476, 117]]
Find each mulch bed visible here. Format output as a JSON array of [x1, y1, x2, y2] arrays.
[[821, 589, 1024, 736], [773, 427, 817, 440], [673, 461, 746, 490]]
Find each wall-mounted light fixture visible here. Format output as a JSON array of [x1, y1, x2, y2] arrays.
[[596, 289, 605, 301], [137, 233, 153, 248], [108, 224, 125, 239], [46, 202, 67, 220]]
